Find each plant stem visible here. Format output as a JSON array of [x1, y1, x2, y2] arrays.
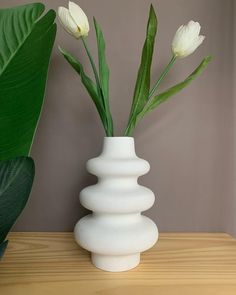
[[124, 55, 177, 136], [148, 54, 177, 99]]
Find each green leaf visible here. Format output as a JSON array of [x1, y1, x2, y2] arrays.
[[93, 18, 109, 105], [0, 3, 56, 160], [125, 4, 157, 135], [0, 240, 8, 259], [0, 157, 35, 245], [59, 47, 108, 132], [93, 18, 113, 135], [142, 56, 212, 115]]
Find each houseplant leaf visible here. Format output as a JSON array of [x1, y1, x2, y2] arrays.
[[0, 3, 56, 160], [125, 5, 157, 135], [0, 240, 8, 259], [0, 157, 35, 246]]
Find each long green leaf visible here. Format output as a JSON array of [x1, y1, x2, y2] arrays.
[[93, 18, 113, 135], [0, 3, 56, 160], [0, 157, 35, 245], [59, 47, 108, 132], [125, 5, 157, 135], [141, 56, 212, 116]]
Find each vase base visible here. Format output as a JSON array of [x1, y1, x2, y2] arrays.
[[91, 253, 140, 272]]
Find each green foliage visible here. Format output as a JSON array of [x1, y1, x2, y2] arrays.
[[0, 3, 56, 259], [124, 5, 158, 136], [124, 7, 211, 136], [0, 240, 8, 259], [94, 18, 113, 136], [93, 18, 109, 109], [0, 3, 56, 160], [0, 157, 35, 256], [59, 47, 108, 130], [59, 4, 211, 137], [60, 19, 114, 136], [139, 56, 212, 118]]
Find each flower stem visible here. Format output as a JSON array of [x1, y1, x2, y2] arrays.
[[148, 55, 177, 99], [124, 55, 177, 136]]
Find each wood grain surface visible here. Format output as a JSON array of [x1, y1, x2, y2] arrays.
[[0, 232, 236, 295]]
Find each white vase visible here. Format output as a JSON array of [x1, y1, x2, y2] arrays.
[[74, 137, 158, 272]]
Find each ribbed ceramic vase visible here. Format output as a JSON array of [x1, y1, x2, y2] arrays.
[[74, 137, 158, 272]]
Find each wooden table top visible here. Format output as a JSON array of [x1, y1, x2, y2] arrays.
[[0, 232, 236, 294]]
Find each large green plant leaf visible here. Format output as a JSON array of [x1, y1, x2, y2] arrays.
[[0, 240, 8, 259], [0, 3, 56, 160], [93, 18, 113, 135], [125, 5, 157, 135], [140, 56, 212, 116], [0, 157, 35, 245]]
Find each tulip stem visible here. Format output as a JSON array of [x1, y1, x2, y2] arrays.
[[140, 55, 177, 117], [149, 54, 177, 99], [124, 55, 177, 136]]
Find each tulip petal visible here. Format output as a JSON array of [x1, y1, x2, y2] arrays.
[[172, 20, 205, 58], [58, 6, 80, 38], [197, 35, 205, 45], [69, 1, 89, 36], [188, 21, 201, 36]]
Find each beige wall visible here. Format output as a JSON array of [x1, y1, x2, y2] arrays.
[[4, 0, 234, 234], [225, 0, 236, 237], [233, 0, 236, 237]]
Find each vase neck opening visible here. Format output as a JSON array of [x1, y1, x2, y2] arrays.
[[102, 137, 136, 158]]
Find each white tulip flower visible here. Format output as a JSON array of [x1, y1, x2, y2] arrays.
[[172, 21, 205, 58], [58, 1, 89, 38]]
